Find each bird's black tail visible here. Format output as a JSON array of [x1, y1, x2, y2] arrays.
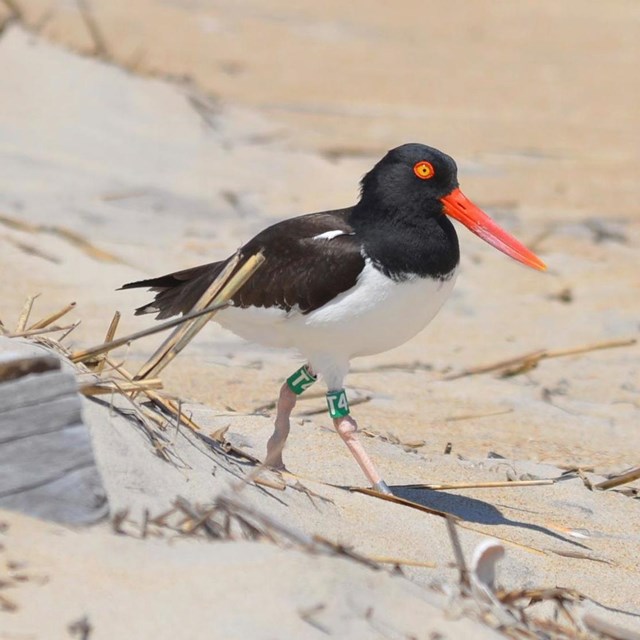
[[120, 260, 229, 319]]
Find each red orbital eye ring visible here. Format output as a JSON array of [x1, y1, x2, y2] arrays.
[[413, 161, 435, 180]]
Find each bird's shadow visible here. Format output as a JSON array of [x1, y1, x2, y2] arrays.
[[391, 486, 591, 550]]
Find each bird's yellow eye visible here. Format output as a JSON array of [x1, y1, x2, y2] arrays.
[[413, 161, 435, 180]]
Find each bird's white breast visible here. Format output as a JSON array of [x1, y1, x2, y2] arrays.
[[215, 260, 457, 366]]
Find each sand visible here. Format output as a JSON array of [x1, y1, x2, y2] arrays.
[[0, 2, 639, 638]]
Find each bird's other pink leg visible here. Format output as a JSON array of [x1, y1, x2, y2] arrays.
[[332, 412, 393, 495], [265, 364, 317, 469], [264, 382, 297, 470]]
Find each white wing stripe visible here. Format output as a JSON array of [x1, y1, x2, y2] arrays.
[[312, 230, 347, 241]]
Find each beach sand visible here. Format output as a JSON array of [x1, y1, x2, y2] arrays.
[[1, 3, 639, 637]]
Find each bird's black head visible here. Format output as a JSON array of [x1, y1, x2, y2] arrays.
[[353, 142, 547, 272], [358, 143, 459, 213]]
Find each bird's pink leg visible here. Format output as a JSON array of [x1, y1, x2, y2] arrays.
[[333, 415, 393, 495], [265, 364, 317, 469], [264, 382, 297, 470]]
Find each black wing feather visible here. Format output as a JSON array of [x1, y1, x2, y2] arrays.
[[121, 208, 365, 319]]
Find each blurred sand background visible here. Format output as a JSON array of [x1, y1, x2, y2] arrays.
[[0, 1, 639, 638]]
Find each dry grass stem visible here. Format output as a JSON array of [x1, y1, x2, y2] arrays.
[[254, 474, 287, 490], [595, 466, 640, 491], [70, 357, 180, 464], [287, 480, 335, 505], [28, 301, 76, 331], [208, 426, 262, 464], [79, 378, 163, 396], [368, 556, 436, 569], [149, 507, 178, 527], [212, 493, 379, 569], [546, 549, 612, 565], [15, 294, 39, 332], [111, 508, 130, 534], [109, 384, 173, 462], [576, 469, 594, 490], [69, 300, 231, 363], [135, 251, 264, 381], [138, 404, 171, 430], [58, 321, 82, 342], [445, 408, 514, 422], [497, 586, 583, 606], [397, 479, 555, 491], [310, 534, 380, 569], [350, 487, 457, 520], [149, 392, 202, 432], [134, 251, 242, 379], [445, 515, 469, 589], [217, 494, 315, 547], [351, 361, 433, 374], [102, 356, 202, 432], [559, 464, 596, 473], [9, 323, 77, 339], [174, 498, 220, 537], [105, 359, 202, 432], [96, 311, 120, 374], [444, 337, 637, 380]]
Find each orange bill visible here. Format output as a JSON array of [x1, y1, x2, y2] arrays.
[[440, 188, 546, 271]]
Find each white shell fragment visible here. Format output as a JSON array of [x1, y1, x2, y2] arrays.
[[470, 539, 505, 595]]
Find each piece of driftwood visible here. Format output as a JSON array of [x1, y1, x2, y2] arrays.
[[0, 354, 59, 382], [0, 348, 108, 524]]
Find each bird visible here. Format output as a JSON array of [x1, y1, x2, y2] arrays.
[[122, 143, 545, 494]]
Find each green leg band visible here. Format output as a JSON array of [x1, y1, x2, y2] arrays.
[[326, 389, 350, 419], [286, 364, 317, 395]]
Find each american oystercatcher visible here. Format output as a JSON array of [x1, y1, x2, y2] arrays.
[[123, 143, 545, 494]]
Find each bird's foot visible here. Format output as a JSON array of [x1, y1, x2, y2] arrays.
[[265, 460, 288, 472], [264, 450, 287, 471], [372, 480, 393, 495]]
